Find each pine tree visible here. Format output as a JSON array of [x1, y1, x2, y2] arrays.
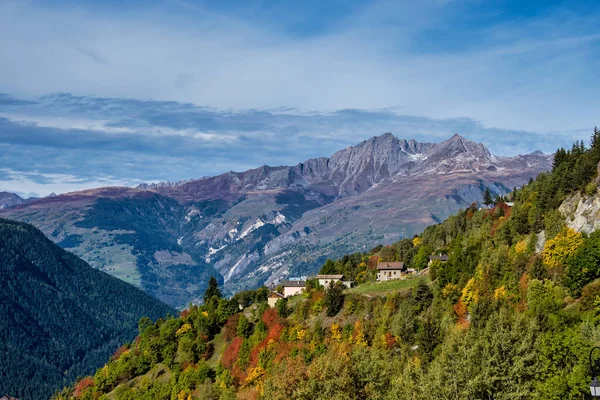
[[324, 281, 344, 317], [592, 127, 600, 149], [483, 188, 493, 207], [204, 276, 222, 304], [552, 148, 567, 171], [236, 314, 252, 338]]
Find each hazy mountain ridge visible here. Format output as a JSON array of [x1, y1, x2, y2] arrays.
[[1, 133, 553, 303], [0, 191, 26, 209]]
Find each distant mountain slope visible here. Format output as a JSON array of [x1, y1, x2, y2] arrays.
[[0, 191, 26, 209], [0, 218, 175, 400], [1, 133, 553, 301]]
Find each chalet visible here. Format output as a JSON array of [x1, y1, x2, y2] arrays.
[[316, 274, 344, 288], [377, 262, 406, 281], [281, 280, 306, 298], [267, 291, 285, 307], [428, 254, 448, 267]]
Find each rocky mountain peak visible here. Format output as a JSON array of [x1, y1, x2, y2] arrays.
[[137, 178, 199, 190], [421, 133, 493, 171], [528, 150, 546, 156], [0, 191, 26, 210]]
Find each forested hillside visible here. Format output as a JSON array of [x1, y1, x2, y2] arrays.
[[56, 129, 600, 400], [0, 218, 175, 400]]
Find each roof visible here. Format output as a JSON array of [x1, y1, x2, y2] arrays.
[[269, 292, 285, 298], [316, 274, 344, 280], [281, 280, 306, 287], [377, 262, 405, 270], [1, 396, 19, 400], [429, 254, 449, 261]]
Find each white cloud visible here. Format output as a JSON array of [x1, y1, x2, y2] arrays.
[[0, 0, 598, 134], [0, 168, 136, 197]]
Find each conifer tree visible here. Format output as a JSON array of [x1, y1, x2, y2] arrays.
[[204, 276, 222, 304], [592, 127, 600, 149], [324, 281, 344, 317], [483, 188, 493, 207]]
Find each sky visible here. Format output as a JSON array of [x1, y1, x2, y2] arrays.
[[0, 0, 599, 197]]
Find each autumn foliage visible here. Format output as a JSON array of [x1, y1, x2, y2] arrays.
[[111, 345, 129, 361], [222, 337, 244, 368], [73, 377, 94, 398]]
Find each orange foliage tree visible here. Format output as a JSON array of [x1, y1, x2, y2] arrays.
[[73, 376, 94, 398]]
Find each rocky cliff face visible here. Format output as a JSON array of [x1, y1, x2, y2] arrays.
[[1, 133, 553, 305], [560, 191, 600, 234]]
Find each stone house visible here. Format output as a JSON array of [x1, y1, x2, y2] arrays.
[[376, 262, 406, 281]]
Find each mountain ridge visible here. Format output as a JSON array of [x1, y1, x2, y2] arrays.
[[0, 133, 552, 304]]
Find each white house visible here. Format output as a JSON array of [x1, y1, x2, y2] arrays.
[[267, 291, 285, 307], [377, 262, 406, 281], [281, 280, 306, 298], [316, 274, 344, 287]]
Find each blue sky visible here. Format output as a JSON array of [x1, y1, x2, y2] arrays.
[[0, 0, 599, 197]]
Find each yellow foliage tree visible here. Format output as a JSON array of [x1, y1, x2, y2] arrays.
[[353, 321, 367, 347], [412, 237, 422, 247], [515, 239, 528, 254], [330, 323, 342, 341], [441, 283, 458, 299], [494, 286, 508, 300], [175, 323, 193, 337], [461, 278, 479, 307], [246, 366, 267, 395], [177, 390, 192, 400], [543, 228, 583, 275], [246, 367, 266, 385], [296, 329, 306, 341]]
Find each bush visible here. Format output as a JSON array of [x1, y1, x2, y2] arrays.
[[579, 279, 600, 312], [585, 182, 598, 196]]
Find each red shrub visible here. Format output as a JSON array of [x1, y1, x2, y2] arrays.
[[273, 341, 293, 363], [249, 322, 284, 367], [111, 345, 128, 361], [73, 376, 94, 398], [384, 332, 397, 349], [222, 337, 244, 368], [367, 255, 379, 270], [223, 313, 241, 341], [466, 209, 474, 220], [261, 308, 278, 328], [453, 299, 469, 328]]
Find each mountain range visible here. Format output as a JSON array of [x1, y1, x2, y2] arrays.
[[0, 133, 553, 306]]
